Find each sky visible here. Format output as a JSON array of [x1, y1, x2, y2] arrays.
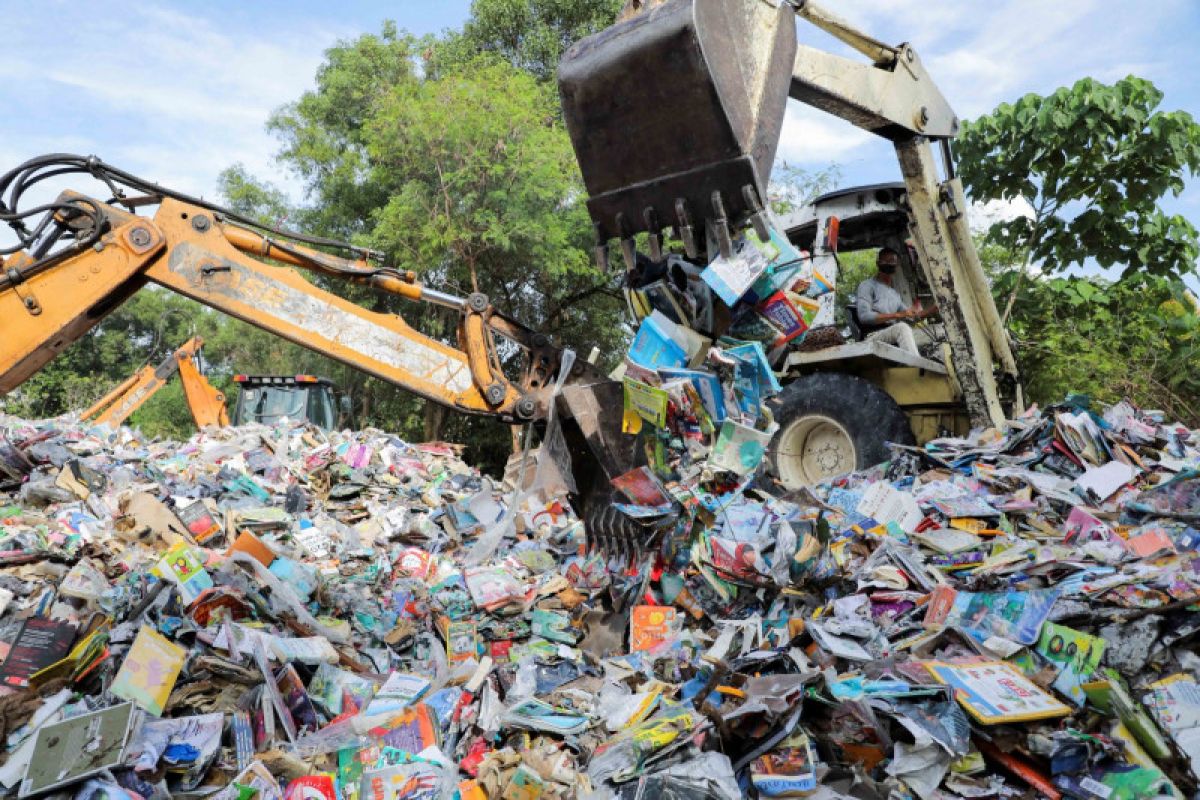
[[2, 0, 1198, 282]]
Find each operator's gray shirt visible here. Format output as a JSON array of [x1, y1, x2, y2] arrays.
[[856, 276, 906, 325]]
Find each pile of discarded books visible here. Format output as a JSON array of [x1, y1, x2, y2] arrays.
[[0, 379, 1196, 800]]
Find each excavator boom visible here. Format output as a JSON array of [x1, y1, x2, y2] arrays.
[[0, 183, 568, 422], [81, 335, 227, 429]]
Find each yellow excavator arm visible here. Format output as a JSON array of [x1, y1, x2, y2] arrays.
[[81, 336, 229, 429], [0, 164, 581, 426]]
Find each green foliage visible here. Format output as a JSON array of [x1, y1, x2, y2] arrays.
[[997, 267, 1200, 423], [768, 163, 842, 216], [0, 289, 226, 438], [957, 76, 1200, 279], [438, 0, 624, 80], [251, 22, 625, 468]]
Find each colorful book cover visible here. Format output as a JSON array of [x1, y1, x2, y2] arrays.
[[0, 618, 77, 689], [364, 672, 431, 719], [757, 291, 809, 344], [531, 609, 577, 645], [374, 703, 439, 753], [702, 235, 772, 307], [154, 542, 214, 606], [629, 605, 680, 652], [611, 466, 671, 506], [276, 663, 321, 735], [175, 500, 221, 543], [622, 378, 669, 429], [110, 625, 186, 716], [926, 660, 1071, 724], [446, 620, 479, 667], [710, 419, 773, 476], [750, 730, 818, 797], [727, 341, 782, 397], [939, 587, 1059, 645], [658, 367, 727, 423], [284, 775, 337, 800], [627, 313, 688, 370], [1036, 622, 1104, 705]]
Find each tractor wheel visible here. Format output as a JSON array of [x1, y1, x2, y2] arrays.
[[767, 372, 914, 489]]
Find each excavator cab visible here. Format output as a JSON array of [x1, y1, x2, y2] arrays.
[[230, 375, 348, 431]]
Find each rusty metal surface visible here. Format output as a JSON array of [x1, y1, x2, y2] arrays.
[[559, 0, 796, 243], [895, 139, 1004, 428]]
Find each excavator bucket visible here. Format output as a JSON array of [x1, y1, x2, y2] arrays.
[[558, 0, 797, 254]]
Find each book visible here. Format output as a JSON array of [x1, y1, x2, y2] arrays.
[[702, 236, 772, 307], [175, 500, 221, 543], [627, 311, 688, 370], [0, 618, 77, 689], [276, 662, 321, 736], [364, 672, 431, 719], [757, 291, 809, 345], [228, 530, 277, 568], [611, 466, 671, 506], [658, 367, 726, 424], [750, 730, 818, 797], [1036, 622, 1104, 705], [710, 419, 773, 476], [29, 622, 109, 688], [110, 626, 186, 716], [629, 605, 680, 652], [622, 378, 669, 429], [925, 660, 1071, 724], [154, 542, 214, 605]]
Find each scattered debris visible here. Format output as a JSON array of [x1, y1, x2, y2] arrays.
[[0, 387, 1196, 799]]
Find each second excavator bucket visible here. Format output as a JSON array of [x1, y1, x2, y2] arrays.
[[558, 0, 797, 255]]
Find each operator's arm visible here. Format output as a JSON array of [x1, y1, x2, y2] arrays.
[[856, 280, 880, 324], [857, 280, 911, 325]]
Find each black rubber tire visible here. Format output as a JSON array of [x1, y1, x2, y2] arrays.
[[767, 372, 914, 484]]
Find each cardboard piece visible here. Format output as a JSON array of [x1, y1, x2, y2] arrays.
[[19, 701, 134, 797]]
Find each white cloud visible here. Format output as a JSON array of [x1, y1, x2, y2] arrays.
[[776, 105, 875, 165], [0, 2, 348, 206], [815, 0, 1189, 120], [969, 197, 1035, 235]]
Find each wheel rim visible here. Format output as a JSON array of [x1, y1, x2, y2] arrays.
[[774, 414, 857, 488]]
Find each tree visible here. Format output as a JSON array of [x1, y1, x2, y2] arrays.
[[994, 269, 1200, 424], [956, 76, 1200, 318], [437, 0, 624, 81], [260, 26, 626, 462]]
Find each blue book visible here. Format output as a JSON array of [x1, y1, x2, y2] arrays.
[[628, 313, 688, 370], [659, 367, 727, 423]]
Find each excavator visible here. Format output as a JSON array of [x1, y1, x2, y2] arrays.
[[0, 0, 1019, 548], [80, 336, 229, 429], [80, 336, 349, 432]]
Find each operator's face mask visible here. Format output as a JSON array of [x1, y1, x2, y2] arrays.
[[879, 261, 898, 274]]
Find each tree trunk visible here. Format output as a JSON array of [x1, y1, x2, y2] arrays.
[[423, 400, 448, 442]]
